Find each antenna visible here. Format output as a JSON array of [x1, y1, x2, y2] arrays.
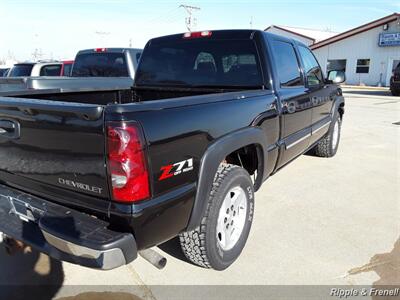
[[179, 4, 200, 32]]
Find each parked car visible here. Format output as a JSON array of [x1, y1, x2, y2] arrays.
[[0, 30, 345, 271], [390, 62, 400, 96], [61, 60, 74, 76], [0, 48, 142, 92]]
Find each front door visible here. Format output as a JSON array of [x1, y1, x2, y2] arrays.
[[296, 45, 336, 145]]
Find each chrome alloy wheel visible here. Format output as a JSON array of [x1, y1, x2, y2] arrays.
[[216, 186, 248, 251], [332, 119, 340, 150]]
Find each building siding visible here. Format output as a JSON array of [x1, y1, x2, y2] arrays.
[[312, 20, 400, 86]]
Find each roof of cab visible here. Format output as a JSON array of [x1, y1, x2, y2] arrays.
[[147, 29, 310, 48], [76, 48, 142, 54], [149, 29, 260, 43]]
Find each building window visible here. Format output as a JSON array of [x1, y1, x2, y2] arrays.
[[356, 59, 370, 74], [327, 59, 346, 72]]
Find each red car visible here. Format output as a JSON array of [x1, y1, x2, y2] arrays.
[[60, 60, 74, 76]]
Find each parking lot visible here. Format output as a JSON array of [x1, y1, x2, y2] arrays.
[[0, 89, 399, 300]]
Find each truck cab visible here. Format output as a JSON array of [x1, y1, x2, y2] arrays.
[[71, 48, 142, 78]]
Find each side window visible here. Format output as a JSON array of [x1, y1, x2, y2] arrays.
[[40, 65, 62, 76], [271, 41, 302, 87], [222, 54, 256, 72], [298, 46, 323, 86]]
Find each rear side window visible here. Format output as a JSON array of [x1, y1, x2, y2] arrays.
[[40, 65, 62, 76], [222, 54, 256, 73], [72, 53, 129, 77], [8, 64, 34, 77], [271, 41, 302, 87], [135, 39, 263, 88], [298, 46, 323, 86]]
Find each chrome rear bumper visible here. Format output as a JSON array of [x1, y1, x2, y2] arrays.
[[0, 183, 137, 270]]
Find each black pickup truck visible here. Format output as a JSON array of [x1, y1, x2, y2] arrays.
[[0, 30, 345, 271], [390, 62, 400, 96]]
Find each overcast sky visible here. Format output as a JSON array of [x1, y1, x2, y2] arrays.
[[0, 0, 399, 61]]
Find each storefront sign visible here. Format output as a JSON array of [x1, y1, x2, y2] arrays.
[[379, 32, 400, 46]]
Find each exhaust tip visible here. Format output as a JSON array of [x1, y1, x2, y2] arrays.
[[139, 248, 167, 270]]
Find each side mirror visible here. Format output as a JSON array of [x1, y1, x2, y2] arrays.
[[327, 70, 345, 84]]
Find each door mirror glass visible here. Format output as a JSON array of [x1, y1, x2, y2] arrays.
[[327, 70, 345, 84]]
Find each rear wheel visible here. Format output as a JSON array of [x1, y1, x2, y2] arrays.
[[391, 89, 400, 96], [313, 114, 341, 157], [179, 164, 254, 270]]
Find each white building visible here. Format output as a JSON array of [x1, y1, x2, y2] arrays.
[[265, 13, 400, 87]]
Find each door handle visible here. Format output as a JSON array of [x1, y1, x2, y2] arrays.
[[0, 120, 20, 139]]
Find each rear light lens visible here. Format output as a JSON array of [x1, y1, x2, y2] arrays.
[[107, 122, 150, 203], [95, 48, 107, 52], [183, 31, 212, 39]]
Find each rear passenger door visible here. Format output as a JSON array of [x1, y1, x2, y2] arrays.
[[297, 45, 335, 144], [270, 39, 313, 168]]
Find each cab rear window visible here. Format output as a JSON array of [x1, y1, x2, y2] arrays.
[[135, 39, 263, 88], [8, 64, 34, 77], [71, 53, 129, 77]]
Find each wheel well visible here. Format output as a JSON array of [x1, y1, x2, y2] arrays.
[[225, 144, 262, 188]]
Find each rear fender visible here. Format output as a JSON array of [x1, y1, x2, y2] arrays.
[[186, 127, 268, 231]]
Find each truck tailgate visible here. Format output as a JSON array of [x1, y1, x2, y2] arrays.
[[0, 97, 109, 203]]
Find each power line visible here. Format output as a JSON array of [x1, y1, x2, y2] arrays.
[[143, 7, 182, 25], [179, 4, 200, 32]]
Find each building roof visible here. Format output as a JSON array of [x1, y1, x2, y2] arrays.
[[264, 25, 339, 43], [311, 12, 400, 50]]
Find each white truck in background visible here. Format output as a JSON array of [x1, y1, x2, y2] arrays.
[[0, 48, 142, 94]]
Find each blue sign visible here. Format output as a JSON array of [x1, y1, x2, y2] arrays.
[[379, 32, 400, 47]]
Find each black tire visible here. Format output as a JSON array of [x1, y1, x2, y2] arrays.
[[179, 164, 254, 270], [313, 114, 341, 157], [391, 89, 400, 96]]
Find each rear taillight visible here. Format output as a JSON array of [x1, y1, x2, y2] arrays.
[[107, 122, 150, 203], [95, 48, 107, 52]]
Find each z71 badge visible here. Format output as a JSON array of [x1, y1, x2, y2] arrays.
[[159, 158, 194, 181]]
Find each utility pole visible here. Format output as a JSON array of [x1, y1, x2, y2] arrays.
[[250, 16, 253, 29], [179, 4, 200, 32]]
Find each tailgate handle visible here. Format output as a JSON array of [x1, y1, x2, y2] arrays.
[[0, 120, 20, 139]]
